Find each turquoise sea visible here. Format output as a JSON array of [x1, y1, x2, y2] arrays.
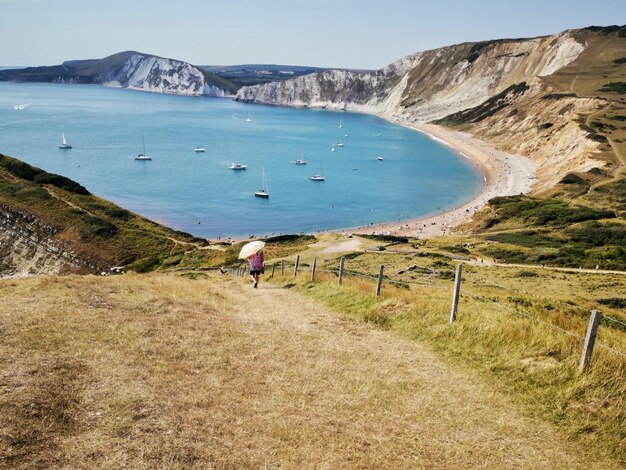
[[0, 82, 482, 238]]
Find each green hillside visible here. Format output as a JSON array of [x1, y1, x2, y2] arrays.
[[0, 153, 208, 272]]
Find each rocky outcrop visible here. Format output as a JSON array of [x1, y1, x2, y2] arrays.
[[0, 205, 103, 276]]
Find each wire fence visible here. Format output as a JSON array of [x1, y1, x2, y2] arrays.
[[229, 256, 626, 364]]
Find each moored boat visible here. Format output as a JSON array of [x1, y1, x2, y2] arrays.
[[134, 137, 151, 160], [255, 168, 270, 198], [59, 133, 72, 150]]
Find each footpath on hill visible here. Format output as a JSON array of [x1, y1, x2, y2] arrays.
[[204, 276, 615, 469], [0, 273, 620, 469]]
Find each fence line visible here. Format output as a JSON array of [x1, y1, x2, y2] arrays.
[[465, 291, 626, 359], [228, 256, 626, 364], [603, 314, 626, 329]]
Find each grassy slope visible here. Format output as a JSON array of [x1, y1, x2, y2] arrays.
[[0, 153, 205, 271], [436, 27, 626, 270], [1, 272, 622, 469], [262, 239, 626, 464]]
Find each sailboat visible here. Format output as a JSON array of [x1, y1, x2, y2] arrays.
[[134, 137, 152, 160], [255, 168, 269, 198], [246, 108, 252, 123], [309, 161, 325, 181], [59, 132, 72, 150], [293, 150, 307, 165], [339, 119, 343, 129]]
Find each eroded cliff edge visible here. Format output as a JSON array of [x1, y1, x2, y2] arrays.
[[236, 27, 626, 193]]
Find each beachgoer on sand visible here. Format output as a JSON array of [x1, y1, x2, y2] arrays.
[[248, 250, 264, 288]]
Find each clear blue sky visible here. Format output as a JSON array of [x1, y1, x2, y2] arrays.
[[1, 0, 624, 69]]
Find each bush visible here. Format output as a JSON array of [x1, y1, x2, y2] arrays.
[[597, 298, 626, 309], [566, 221, 626, 247], [560, 173, 587, 185], [440, 244, 470, 254], [82, 215, 118, 238], [33, 172, 90, 195], [598, 82, 626, 94], [487, 196, 614, 227], [360, 234, 409, 243], [514, 270, 539, 278], [127, 256, 161, 273], [0, 154, 89, 194], [486, 230, 564, 248], [0, 156, 40, 180], [263, 234, 316, 243]]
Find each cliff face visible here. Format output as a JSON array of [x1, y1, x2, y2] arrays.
[[0, 52, 237, 97], [235, 32, 585, 121], [101, 54, 228, 96], [236, 27, 626, 193], [0, 205, 99, 276]]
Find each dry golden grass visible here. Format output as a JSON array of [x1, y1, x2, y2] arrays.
[[270, 251, 626, 465], [1, 272, 623, 469]]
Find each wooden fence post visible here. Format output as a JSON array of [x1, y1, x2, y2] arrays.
[[270, 263, 276, 279], [450, 264, 462, 323], [338, 256, 345, 285], [311, 258, 317, 281], [375, 265, 384, 297], [281, 259, 284, 277], [293, 255, 300, 278], [579, 310, 603, 373]]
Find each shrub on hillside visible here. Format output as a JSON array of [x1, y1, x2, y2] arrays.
[[597, 298, 626, 309], [81, 215, 118, 238], [33, 172, 89, 195], [487, 196, 614, 227], [560, 173, 587, 185]]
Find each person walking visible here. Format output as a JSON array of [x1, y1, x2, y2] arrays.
[[248, 250, 264, 288]]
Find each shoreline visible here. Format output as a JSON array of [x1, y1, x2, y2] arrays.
[[337, 118, 537, 240], [228, 120, 536, 244]]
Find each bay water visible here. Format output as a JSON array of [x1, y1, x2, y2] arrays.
[[0, 82, 482, 238]]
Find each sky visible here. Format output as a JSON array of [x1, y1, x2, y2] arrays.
[[1, 0, 625, 69]]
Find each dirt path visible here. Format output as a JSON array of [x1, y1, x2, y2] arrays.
[[218, 276, 616, 469], [2, 274, 620, 468]]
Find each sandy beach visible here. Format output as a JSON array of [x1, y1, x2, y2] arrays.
[[345, 120, 537, 239]]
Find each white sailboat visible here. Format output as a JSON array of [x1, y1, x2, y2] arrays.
[[293, 150, 307, 165], [339, 119, 343, 129], [246, 108, 252, 122], [59, 132, 72, 150], [134, 137, 152, 160], [255, 168, 269, 198], [309, 161, 325, 181]]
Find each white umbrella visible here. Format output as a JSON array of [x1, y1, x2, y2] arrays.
[[238, 240, 266, 259]]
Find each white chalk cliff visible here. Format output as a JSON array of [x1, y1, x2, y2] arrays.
[[102, 54, 229, 97], [236, 29, 621, 191], [236, 31, 584, 121]]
